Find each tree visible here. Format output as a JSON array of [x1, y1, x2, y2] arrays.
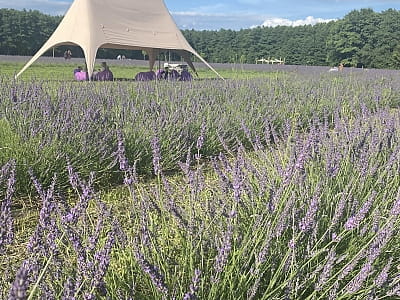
[[1, 8, 400, 69]]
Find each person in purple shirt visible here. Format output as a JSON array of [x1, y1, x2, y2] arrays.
[[135, 71, 156, 81], [73, 66, 82, 74], [168, 69, 179, 80], [74, 66, 88, 81], [94, 62, 114, 81], [179, 70, 192, 81]]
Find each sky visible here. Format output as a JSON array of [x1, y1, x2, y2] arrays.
[[0, 0, 400, 30]]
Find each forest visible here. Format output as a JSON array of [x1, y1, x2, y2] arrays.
[[0, 8, 400, 68]]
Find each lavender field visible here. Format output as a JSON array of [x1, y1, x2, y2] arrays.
[[1, 66, 400, 299]]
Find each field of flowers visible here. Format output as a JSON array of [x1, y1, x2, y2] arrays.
[[1, 64, 400, 299]]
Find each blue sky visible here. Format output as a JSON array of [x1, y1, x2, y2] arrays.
[[0, 0, 399, 30]]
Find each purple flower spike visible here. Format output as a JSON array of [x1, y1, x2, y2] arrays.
[[232, 154, 244, 203], [151, 136, 162, 176], [61, 277, 76, 300], [299, 187, 320, 232], [91, 225, 116, 297], [374, 257, 392, 288], [195, 121, 206, 160], [0, 160, 16, 253], [117, 129, 129, 172], [183, 269, 201, 300], [288, 239, 296, 249], [134, 242, 168, 295], [345, 191, 376, 230], [8, 259, 31, 300], [316, 248, 336, 291], [346, 260, 373, 293], [390, 193, 400, 216], [214, 223, 233, 278], [330, 193, 348, 229]]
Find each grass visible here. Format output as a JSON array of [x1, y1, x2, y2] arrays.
[[0, 60, 285, 81]]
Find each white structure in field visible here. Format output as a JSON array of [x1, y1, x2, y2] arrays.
[[16, 0, 223, 80], [164, 62, 188, 72], [256, 57, 285, 64]]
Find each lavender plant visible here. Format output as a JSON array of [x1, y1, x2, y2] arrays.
[[1, 67, 399, 195], [0, 160, 16, 254], [1, 66, 400, 299]]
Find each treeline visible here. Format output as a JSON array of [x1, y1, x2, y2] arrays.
[[0, 9, 143, 59], [1, 8, 400, 68], [0, 9, 62, 56], [184, 8, 400, 68]]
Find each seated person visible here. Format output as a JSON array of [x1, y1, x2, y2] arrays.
[[156, 69, 167, 80], [168, 69, 179, 80], [135, 71, 156, 81], [179, 70, 192, 81], [74, 66, 88, 81], [91, 68, 100, 79], [94, 62, 114, 81], [73, 66, 82, 74]]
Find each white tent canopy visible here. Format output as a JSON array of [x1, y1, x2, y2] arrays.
[[15, 0, 223, 80]]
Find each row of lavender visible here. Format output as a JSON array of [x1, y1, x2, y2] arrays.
[[1, 98, 400, 298], [1, 69, 399, 195]]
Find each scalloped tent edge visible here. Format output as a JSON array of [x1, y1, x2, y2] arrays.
[[15, 0, 224, 80]]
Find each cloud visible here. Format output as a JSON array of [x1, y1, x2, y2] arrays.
[[171, 11, 265, 30], [172, 11, 337, 30], [256, 16, 336, 27]]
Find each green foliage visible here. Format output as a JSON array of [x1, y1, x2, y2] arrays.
[[0, 9, 61, 56], [184, 8, 400, 68], [327, 8, 400, 68]]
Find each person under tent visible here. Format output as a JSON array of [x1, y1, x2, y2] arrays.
[[93, 62, 114, 81], [168, 69, 180, 81], [153, 63, 192, 81], [179, 70, 192, 81], [135, 71, 156, 81], [74, 66, 88, 81], [156, 69, 167, 80], [73, 66, 82, 74]]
